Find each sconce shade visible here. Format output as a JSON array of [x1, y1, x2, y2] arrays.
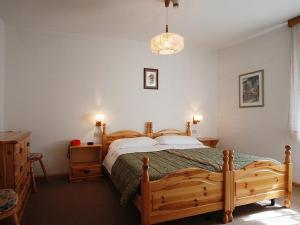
[[95, 114, 104, 127], [193, 114, 203, 124]]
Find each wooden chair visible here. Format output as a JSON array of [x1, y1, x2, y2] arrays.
[[0, 189, 21, 225], [30, 153, 48, 193]]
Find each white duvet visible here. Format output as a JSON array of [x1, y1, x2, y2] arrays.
[[103, 144, 207, 174]]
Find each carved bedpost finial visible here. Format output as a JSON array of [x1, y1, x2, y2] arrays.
[[186, 122, 191, 136], [229, 150, 234, 171], [142, 157, 150, 183], [223, 150, 230, 172], [285, 145, 292, 164]]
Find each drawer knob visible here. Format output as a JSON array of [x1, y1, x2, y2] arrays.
[[20, 166, 24, 172], [19, 147, 23, 154], [83, 170, 91, 174], [27, 142, 30, 147]]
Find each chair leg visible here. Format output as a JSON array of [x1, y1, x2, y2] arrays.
[[12, 213, 20, 225], [30, 165, 37, 193], [38, 158, 49, 182]]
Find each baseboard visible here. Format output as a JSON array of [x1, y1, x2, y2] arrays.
[[36, 173, 68, 180], [293, 182, 300, 188]]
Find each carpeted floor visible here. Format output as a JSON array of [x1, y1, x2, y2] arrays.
[[22, 177, 300, 225]]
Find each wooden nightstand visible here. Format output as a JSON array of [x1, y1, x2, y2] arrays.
[[68, 144, 103, 182], [198, 138, 219, 148]]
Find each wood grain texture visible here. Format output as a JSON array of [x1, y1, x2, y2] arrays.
[[100, 123, 292, 225], [138, 150, 230, 225], [284, 145, 292, 208], [101, 123, 146, 158], [153, 122, 191, 138], [198, 138, 219, 148], [288, 16, 300, 27], [68, 145, 103, 182], [0, 131, 31, 221]]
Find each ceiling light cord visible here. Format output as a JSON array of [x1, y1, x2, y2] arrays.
[[165, 7, 169, 33]]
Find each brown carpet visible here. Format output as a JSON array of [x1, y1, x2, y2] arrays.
[[22, 177, 300, 225]]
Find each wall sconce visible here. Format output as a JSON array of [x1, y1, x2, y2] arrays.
[[193, 114, 203, 124], [95, 114, 104, 127]]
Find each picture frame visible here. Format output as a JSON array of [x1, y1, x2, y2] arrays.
[[144, 68, 158, 90], [239, 70, 264, 108]]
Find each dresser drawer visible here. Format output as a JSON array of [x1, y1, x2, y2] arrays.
[[24, 137, 31, 154], [71, 163, 101, 178], [15, 166, 30, 198], [15, 160, 29, 185], [15, 141, 29, 167]]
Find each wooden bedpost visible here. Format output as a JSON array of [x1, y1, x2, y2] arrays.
[[186, 122, 191, 136], [141, 157, 151, 225], [146, 122, 153, 138], [223, 150, 234, 223], [101, 123, 107, 158], [102, 123, 107, 146], [284, 145, 292, 208]]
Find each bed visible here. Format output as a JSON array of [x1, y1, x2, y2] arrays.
[[101, 122, 292, 225]]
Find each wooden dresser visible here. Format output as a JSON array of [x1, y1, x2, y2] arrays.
[[0, 131, 31, 219]]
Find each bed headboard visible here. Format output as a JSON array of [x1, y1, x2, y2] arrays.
[[101, 122, 153, 157], [152, 122, 191, 138], [101, 121, 191, 158]]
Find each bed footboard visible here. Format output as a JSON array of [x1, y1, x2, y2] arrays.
[[234, 145, 292, 208], [140, 150, 234, 225]]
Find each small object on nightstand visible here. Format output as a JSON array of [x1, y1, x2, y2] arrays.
[[87, 142, 94, 145], [198, 137, 219, 148], [68, 144, 103, 182], [70, 139, 81, 146]]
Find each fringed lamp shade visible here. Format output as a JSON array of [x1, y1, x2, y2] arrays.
[[150, 32, 184, 55]]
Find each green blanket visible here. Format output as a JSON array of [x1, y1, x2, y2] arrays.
[[110, 148, 279, 206]]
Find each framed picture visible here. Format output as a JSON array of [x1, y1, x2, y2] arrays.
[[239, 70, 264, 108], [144, 68, 158, 90]]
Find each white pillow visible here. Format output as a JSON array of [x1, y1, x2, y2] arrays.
[[155, 135, 203, 145], [109, 137, 158, 150]]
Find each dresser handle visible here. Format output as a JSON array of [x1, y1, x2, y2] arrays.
[[19, 147, 23, 154], [20, 166, 24, 172], [27, 142, 30, 147], [83, 170, 91, 174]]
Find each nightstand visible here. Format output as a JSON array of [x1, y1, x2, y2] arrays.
[[198, 138, 219, 148], [68, 144, 103, 182]]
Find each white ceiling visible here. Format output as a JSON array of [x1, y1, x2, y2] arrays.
[[0, 0, 299, 49]]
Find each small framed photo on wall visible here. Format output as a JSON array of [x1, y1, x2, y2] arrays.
[[239, 70, 264, 108], [144, 68, 158, 90]]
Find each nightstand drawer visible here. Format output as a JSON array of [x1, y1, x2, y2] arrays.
[[71, 163, 101, 178]]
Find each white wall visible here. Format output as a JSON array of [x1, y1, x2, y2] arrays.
[[219, 26, 300, 182], [0, 18, 4, 130], [4, 26, 219, 175]]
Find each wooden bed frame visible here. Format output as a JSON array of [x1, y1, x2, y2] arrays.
[[101, 122, 292, 225]]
